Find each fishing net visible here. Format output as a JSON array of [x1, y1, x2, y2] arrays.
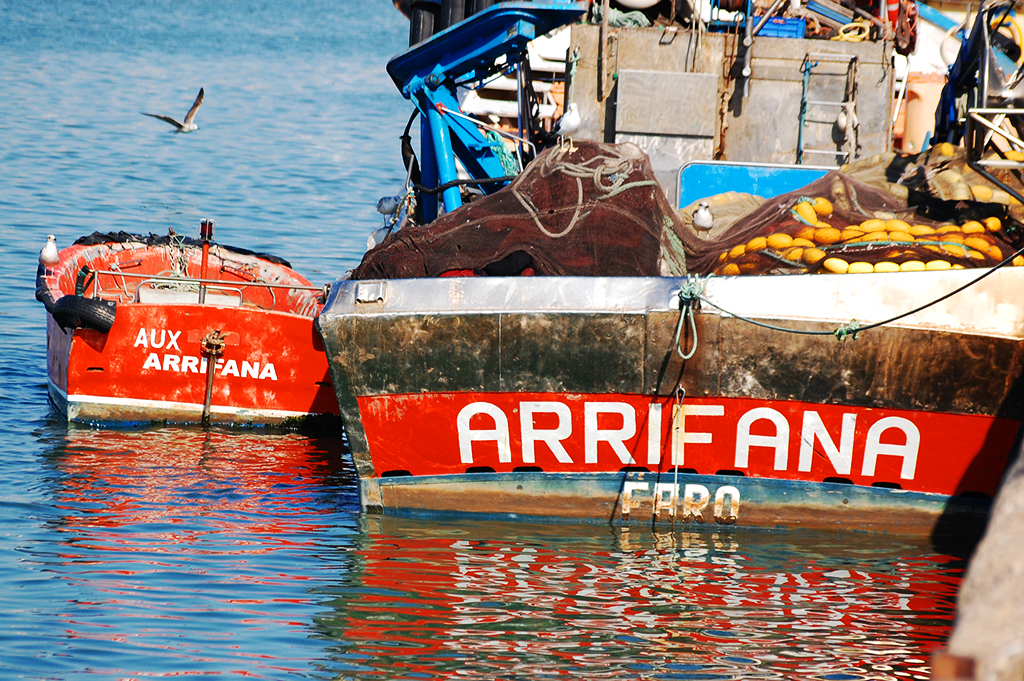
[[678, 144, 1024, 276], [351, 140, 689, 279], [73, 230, 292, 268]]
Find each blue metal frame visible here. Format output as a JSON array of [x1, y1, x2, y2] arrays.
[[387, 1, 587, 222], [677, 160, 831, 209]]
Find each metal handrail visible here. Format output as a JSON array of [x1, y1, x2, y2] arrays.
[[134, 280, 245, 305], [93, 268, 323, 291]]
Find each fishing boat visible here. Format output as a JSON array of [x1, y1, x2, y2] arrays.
[[36, 221, 341, 427], [317, 0, 1024, 535]]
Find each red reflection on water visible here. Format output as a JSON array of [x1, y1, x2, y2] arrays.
[[329, 517, 963, 680], [50, 428, 346, 534], [41, 428, 352, 677]]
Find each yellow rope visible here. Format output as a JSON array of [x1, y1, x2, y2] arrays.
[[832, 20, 870, 42]]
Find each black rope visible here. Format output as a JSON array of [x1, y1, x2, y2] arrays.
[[413, 175, 518, 196]]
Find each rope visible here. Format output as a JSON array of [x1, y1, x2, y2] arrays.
[[689, 242, 1024, 341], [486, 130, 520, 176], [673, 275, 710, 359], [832, 20, 871, 42], [413, 175, 517, 195], [513, 145, 656, 239]]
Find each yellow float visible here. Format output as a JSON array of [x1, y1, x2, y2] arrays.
[[814, 227, 842, 244], [822, 257, 849, 273], [812, 197, 834, 216], [747, 236, 767, 251], [794, 201, 818, 224], [803, 248, 827, 265]]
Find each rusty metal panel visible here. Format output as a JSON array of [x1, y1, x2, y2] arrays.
[[615, 70, 718, 137], [644, 309, 721, 397], [323, 313, 502, 396], [324, 311, 647, 396], [499, 312, 646, 393], [642, 310, 1024, 416]]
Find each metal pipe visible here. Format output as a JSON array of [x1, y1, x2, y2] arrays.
[[199, 242, 210, 304], [92, 269, 322, 290], [200, 329, 225, 427], [750, 0, 788, 40], [198, 219, 214, 304], [426, 105, 463, 213], [742, 15, 753, 98]]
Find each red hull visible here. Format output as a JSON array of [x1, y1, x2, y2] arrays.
[[358, 392, 1015, 498], [41, 234, 340, 426]]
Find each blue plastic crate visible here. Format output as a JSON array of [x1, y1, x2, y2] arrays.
[[756, 16, 806, 39]]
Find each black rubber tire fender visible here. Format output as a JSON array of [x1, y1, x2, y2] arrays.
[[51, 295, 117, 334]]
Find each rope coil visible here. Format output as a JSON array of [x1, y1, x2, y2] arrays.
[[674, 275, 711, 360]]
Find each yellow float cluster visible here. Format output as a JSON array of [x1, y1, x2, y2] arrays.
[[713, 204, 1021, 276]]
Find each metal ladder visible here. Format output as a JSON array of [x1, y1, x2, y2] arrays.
[[797, 52, 859, 165]]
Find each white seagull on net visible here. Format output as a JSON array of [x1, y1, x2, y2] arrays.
[[39, 234, 59, 268], [553, 103, 581, 138], [692, 201, 714, 236], [142, 88, 204, 132]]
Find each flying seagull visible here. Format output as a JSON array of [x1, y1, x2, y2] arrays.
[[142, 88, 204, 132], [692, 201, 714, 236], [39, 234, 59, 269]]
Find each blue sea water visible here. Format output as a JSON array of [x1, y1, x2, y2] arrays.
[[0, 1, 972, 678]]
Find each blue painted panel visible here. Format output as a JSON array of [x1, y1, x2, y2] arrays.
[[678, 161, 831, 209]]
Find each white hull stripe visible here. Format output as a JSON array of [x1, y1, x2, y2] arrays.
[[50, 379, 309, 419]]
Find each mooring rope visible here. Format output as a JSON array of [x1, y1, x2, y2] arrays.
[[673, 275, 709, 359]]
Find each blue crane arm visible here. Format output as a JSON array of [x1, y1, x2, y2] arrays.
[[387, 1, 587, 221]]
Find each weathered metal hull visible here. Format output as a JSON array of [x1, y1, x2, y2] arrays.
[[317, 269, 1024, 534]]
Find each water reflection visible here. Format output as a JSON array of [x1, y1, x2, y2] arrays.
[[27, 427, 357, 678], [318, 517, 964, 680]]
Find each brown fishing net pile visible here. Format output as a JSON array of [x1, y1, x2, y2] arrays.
[[354, 140, 1024, 280], [678, 144, 1024, 276], [352, 140, 688, 279]]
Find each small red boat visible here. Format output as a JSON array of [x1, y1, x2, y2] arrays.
[[36, 221, 341, 427]]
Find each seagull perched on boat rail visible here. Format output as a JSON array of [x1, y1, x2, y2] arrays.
[[142, 88, 204, 133], [39, 234, 59, 270]]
